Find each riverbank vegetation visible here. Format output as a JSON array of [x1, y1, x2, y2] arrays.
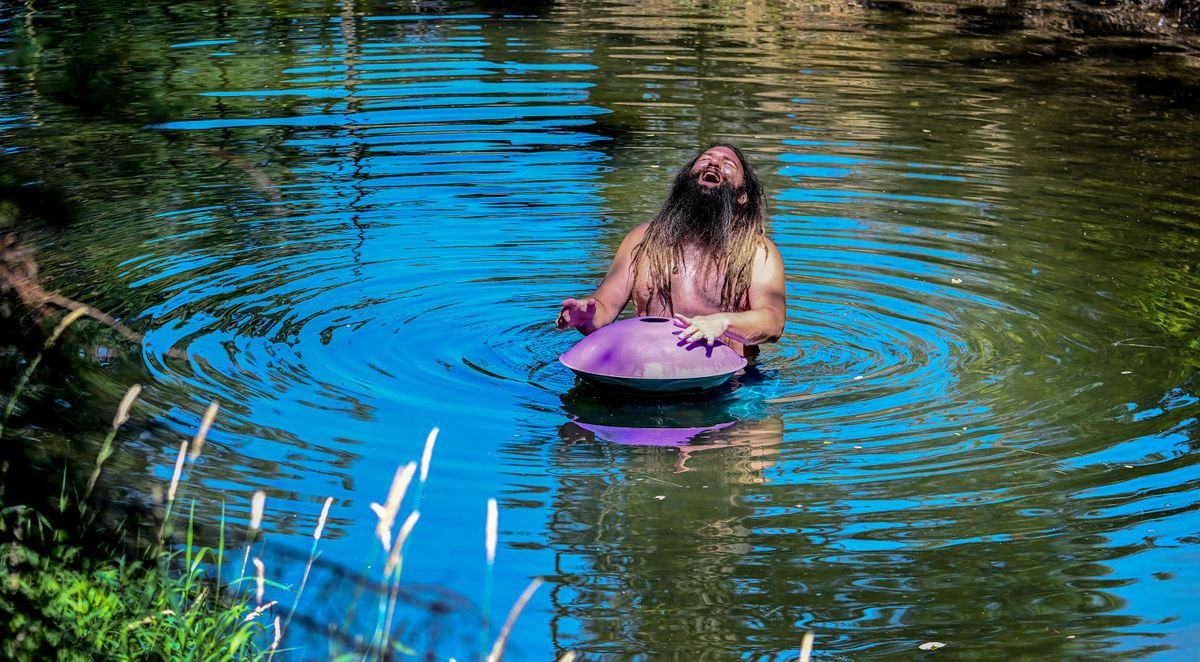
[[2, 0, 1197, 658], [1, 344, 271, 659], [0, 317, 533, 658], [0, 503, 269, 660]]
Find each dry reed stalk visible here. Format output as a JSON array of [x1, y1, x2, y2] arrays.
[[253, 557, 266, 605], [383, 511, 420, 577], [314, 496, 332, 541], [0, 307, 88, 438], [166, 440, 188, 505], [242, 600, 278, 623], [419, 427, 438, 483], [556, 653, 577, 662], [188, 400, 219, 461], [85, 383, 141, 498], [486, 498, 498, 564], [267, 614, 280, 657], [283, 496, 335, 636], [369, 462, 415, 552], [799, 631, 814, 662], [486, 578, 544, 662], [240, 490, 266, 581]]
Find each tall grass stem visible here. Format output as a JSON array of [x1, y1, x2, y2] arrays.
[[85, 384, 142, 501], [240, 490, 266, 583], [486, 578, 543, 662], [160, 440, 188, 539], [381, 511, 420, 652], [482, 497, 498, 658], [370, 462, 415, 552], [283, 496, 333, 637], [217, 501, 226, 597], [189, 400, 219, 461], [0, 307, 87, 439], [413, 427, 438, 506]]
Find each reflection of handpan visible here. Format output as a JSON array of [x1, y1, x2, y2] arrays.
[[571, 421, 735, 446], [559, 316, 748, 393]]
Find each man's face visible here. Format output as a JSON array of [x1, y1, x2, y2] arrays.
[[690, 146, 745, 190]]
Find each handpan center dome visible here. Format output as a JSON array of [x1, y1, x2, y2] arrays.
[[559, 316, 747, 393]]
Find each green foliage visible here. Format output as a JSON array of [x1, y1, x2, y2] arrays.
[[0, 275, 271, 660], [0, 503, 269, 661]]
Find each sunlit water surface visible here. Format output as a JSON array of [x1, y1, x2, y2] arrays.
[[3, 0, 1200, 658]]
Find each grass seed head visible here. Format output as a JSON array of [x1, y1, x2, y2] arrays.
[[189, 400, 219, 461], [113, 384, 142, 428], [167, 441, 188, 503], [250, 491, 266, 531], [384, 511, 420, 576], [370, 462, 415, 551], [45, 307, 88, 349], [271, 615, 282, 651], [420, 427, 438, 482], [253, 557, 265, 604], [486, 498, 498, 564], [314, 496, 333, 541]]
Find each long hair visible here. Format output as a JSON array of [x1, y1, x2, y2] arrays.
[[632, 144, 767, 314]]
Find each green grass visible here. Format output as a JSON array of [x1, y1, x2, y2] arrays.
[[0, 310, 538, 660], [0, 315, 271, 660], [0, 501, 269, 661]]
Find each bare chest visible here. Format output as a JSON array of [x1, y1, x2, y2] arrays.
[[633, 247, 725, 316]]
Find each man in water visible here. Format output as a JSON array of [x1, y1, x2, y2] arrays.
[[556, 145, 786, 356]]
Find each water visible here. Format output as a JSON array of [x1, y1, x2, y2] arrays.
[[3, 0, 1200, 658]]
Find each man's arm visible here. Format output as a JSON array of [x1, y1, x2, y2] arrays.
[[674, 238, 787, 346], [556, 224, 648, 335]]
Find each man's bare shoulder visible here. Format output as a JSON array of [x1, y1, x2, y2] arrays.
[[755, 236, 782, 263], [617, 223, 651, 251]]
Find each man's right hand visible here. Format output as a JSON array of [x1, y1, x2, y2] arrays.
[[556, 297, 598, 331]]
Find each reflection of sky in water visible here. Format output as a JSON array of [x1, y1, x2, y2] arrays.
[[4, 1, 1200, 659]]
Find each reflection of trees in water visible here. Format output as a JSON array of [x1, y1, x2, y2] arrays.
[[0, 0, 369, 533], [569, 0, 1200, 368], [3, 0, 1199, 656], [741, 0, 1200, 34], [546, 392, 1182, 657], [245, 543, 482, 658], [549, 413, 786, 656]]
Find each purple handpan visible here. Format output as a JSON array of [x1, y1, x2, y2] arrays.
[[560, 316, 747, 393], [571, 421, 735, 446]]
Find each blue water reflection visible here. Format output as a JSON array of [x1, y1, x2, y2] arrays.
[[4, 0, 1200, 659], [128, 5, 1200, 653]]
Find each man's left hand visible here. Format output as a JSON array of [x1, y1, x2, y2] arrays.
[[673, 313, 731, 346]]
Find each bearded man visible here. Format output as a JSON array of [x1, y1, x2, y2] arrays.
[[556, 145, 786, 357]]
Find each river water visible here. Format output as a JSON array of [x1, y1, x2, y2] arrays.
[[3, 0, 1200, 659]]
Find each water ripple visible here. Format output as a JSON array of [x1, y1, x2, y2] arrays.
[[6, 1, 1200, 659]]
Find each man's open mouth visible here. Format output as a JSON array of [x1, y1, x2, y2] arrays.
[[699, 169, 722, 185]]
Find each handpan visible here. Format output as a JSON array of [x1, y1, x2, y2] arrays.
[[559, 316, 747, 393], [570, 421, 735, 446]]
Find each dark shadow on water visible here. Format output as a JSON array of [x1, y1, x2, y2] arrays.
[[558, 365, 783, 472]]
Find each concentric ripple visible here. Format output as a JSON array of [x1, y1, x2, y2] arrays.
[[4, 1, 1200, 659]]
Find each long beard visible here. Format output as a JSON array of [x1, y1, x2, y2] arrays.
[[634, 167, 760, 315], [657, 173, 740, 254]]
